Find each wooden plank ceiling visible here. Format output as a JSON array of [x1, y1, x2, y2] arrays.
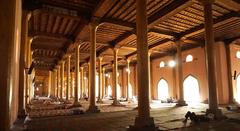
[[25, 0, 240, 77]]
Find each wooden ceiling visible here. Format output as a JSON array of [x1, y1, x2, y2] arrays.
[[24, 0, 240, 76]]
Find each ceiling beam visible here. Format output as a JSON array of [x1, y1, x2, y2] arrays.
[[126, 39, 171, 59], [96, 1, 192, 57], [148, 0, 192, 28], [149, 28, 179, 38], [179, 11, 239, 38], [100, 17, 135, 29]]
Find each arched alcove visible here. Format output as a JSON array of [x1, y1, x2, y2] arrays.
[[157, 79, 169, 100], [183, 75, 200, 103]]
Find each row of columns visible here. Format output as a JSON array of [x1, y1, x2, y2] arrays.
[[12, 1, 225, 131]]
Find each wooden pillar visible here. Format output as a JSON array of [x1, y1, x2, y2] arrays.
[[176, 41, 187, 106], [87, 21, 100, 113], [19, 10, 31, 118], [66, 55, 71, 100], [73, 43, 81, 106], [88, 62, 90, 98], [0, 0, 22, 129], [71, 72, 74, 98], [148, 52, 152, 102], [126, 59, 130, 101], [97, 57, 103, 102], [102, 67, 106, 99], [60, 61, 65, 99], [57, 65, 60, 98], [112, 48, 121, 105], [128, 0, 157, 130], [225, 43, 234, 104], [53, 69, 57, 97], [80, 67, 84, 98], [48, 71, 52, 97], [202, 0, 223, 118]]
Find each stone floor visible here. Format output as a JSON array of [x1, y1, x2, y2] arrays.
[[12, 100, 240, 131]]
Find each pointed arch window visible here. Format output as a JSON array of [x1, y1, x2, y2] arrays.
[[159, 61, 165, 68], [186, 54, 193, 62]]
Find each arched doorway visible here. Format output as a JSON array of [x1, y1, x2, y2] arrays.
[[183, 75, 200, 103], [236, 75, 240, 103], [157, 79, 169, 100]]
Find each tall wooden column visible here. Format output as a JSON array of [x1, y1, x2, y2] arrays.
[[60, 61, 65, 99], [48, 71, 52, 97], [80, 67, 84, 98], [71, 72, 74, 98], [73, 43, 81, 106], [129, 0, 157, 130], [19, 10, 31, 118], [66, 55, 71, 100], [88, 62, 90, 98], [97, 57, 103, 103], [53, 69, 57, 97], [148, 52, 152, 102], [57, 65, 60, 98], [112, 48, 121, 105], [102, 67, 106, 99], [202, 0, 223, 118], [176, 41, 187, 106], [126, 59, 130, 101], [87, 21, 100, 113], [225, 43, 234, 104]]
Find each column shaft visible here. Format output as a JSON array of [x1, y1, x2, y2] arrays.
[[97, 57, 103, 102], [48, 71, 52, 97], [130, 0, 157, 129], [66, 56, 71, 100], [225, 43, 234, 103], [102, 68, 105, 99], [87, 22, 100, 112], [60, 61, 65, 99], [80, 67, 84, 98], [90, 24, 97, 107], [74, 44, 80, 105], [88, 63, 90, 98], [57, 66, 60, 98], [136, 0, 150, 118], [203, 1, 218, 110], [126, 59, 130, 101], [148, 52, 152, 102], [112, 49, 120, 105]]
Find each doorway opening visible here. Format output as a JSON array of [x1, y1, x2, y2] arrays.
[[183, 75, 200, 103], [157, 79, 169, 100]]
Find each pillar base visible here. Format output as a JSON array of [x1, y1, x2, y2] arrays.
[[86, 105, 100, 113], [206, 108, 225, 120], [112, 99, 123, 106], [127, 117, 158, 131], [176, 100, 188, 106]]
